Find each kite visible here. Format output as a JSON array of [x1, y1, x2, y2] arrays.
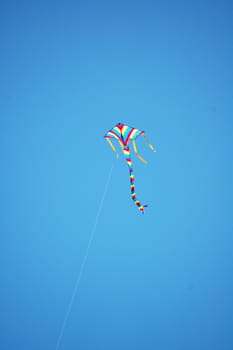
[[104, 122, 156, 213]]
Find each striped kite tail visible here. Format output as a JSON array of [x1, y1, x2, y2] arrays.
[[123, 146, 147, 213]]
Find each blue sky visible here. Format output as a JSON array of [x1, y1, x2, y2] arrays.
[[0, 1, 233, 349]]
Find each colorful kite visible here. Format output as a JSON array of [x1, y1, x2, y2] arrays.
[[104, 122, 156, 213]]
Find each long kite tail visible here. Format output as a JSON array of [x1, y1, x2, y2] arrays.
[[123, 146, 147, 213]]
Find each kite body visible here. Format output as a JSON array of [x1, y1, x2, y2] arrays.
[[104, 122, 156, 213]]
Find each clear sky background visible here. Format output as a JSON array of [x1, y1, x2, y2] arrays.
[[0, 1, 233, 349]]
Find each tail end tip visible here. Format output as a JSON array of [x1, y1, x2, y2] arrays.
[[139, 204, 148, 213]]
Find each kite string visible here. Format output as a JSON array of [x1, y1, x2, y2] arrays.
[[55, 161, 115, 350]]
